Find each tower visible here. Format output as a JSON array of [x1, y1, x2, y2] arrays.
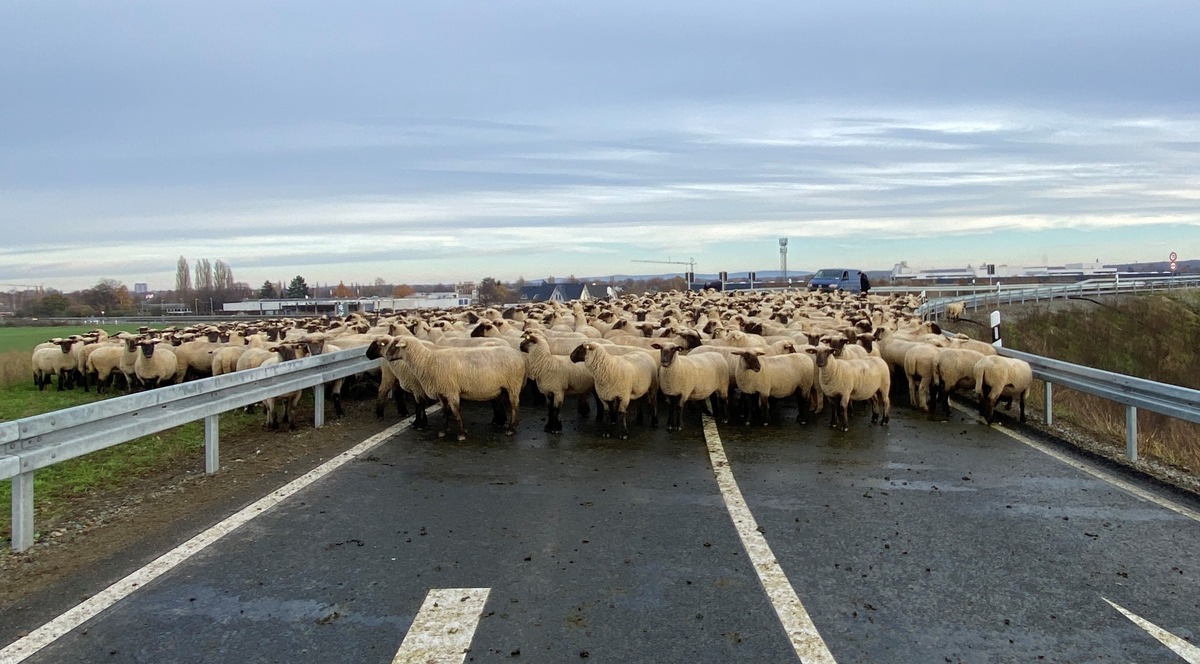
[[779, 238, 788, 281]]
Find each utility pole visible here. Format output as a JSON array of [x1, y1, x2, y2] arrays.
[[631, 257, 697, 289]]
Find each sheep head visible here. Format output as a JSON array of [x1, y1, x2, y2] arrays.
[[733, 349, 765, 372], [569, 343, 594, 364], [651, 342, 682, 368]]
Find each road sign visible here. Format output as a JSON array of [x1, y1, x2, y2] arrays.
[[1170, 261, 1177, 272], [1169, 251, 1178, 261]]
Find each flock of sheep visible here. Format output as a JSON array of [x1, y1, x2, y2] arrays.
[[29, 287, 1034, 439]]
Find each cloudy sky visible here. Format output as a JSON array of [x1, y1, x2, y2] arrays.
[[2, 1, 1199, 292]]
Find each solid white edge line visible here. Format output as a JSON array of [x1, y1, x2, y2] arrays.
[[950, 403, 1200, 524], [391, 588, 491, 664], [0, 418, 420, 664], [1103, 598, 1200, 663], [702, 415, 837, 664]]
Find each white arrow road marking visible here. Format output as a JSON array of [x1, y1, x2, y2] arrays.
[[1104, 598, 1200, 663], [702, 416, 837, 663], [0, 418, 424, 664], [392, 588, 491, 664]]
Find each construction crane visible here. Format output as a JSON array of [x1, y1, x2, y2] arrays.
[[631, 257, 697, 287]]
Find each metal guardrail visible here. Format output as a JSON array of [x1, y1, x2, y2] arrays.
[[3, 346, 377, 552], [916, 275, 1200, 319], [997, 347, 1200, 464]]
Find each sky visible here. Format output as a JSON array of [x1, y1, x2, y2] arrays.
[[2, 1, 1199, 292]]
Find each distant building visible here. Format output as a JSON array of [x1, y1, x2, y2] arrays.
[[221, 292, 471, 316], [133, 283, 149, 294], [890, 260, 1117, 281]]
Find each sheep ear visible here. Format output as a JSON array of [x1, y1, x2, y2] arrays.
[[929, 322, 942, 334], [804, 347, 817, 355], [650, 342, 663, 350]]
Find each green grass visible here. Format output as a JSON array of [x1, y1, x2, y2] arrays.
[[0, 325, 142, 354]]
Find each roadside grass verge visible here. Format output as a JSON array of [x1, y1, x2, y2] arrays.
[[987, 291, 1200, 475]]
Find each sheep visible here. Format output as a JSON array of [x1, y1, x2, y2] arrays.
[[651, 340, 730, 430], [973, 355, 1033, 424], [383, 338, 526, 440], [902, 344, 942, 412], [133, 339, 179, 390], [731, 344, 819, 426], [569, 342, 659, 439], [365, 337, 434, 429], [945, 301, 967, 322], [930, 348, 986, 417], [259, 343, 310, 431], [85, 344, 128, 394], [519, 332, 597, 433], [31, 339, 78, 390], [805, 342, 891, 431]]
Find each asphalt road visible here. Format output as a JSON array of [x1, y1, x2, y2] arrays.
[[7, 398, 1199, 663]]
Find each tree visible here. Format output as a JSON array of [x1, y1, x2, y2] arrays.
[[194, 259, 214, 293], [82, 278, 133, 315], [476, 277, 511, 306], [213, 260, 235, 292], [392, 284, 415, 297], [545, 275, 556, 285], [333, 281, 353, 298], [175, 256, 192, 295], [285, 275, 310, 298], [259, 280, 279, 299]]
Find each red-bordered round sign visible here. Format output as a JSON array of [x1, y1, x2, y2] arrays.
[[1170, 261, 1178, 271], [1169, 251, 1178, 261]]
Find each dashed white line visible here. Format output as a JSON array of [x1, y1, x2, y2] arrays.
[[951, 403, 1200, 524], [1104, 598, 1200, 663], [392, 588, 491, 664], [702, 415, 837, 664], [0, 419, 418, 664]]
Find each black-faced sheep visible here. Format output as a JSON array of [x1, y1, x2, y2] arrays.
[[31, 338, 78, 390], [806, 342, 891, 431], [569, 342, 658, 439], [384, 338, 526, 440], [731, 344, 818, 426], [520, 332, 597, 433], [651, 340, 730, 430], [134, 339, 179, 390]]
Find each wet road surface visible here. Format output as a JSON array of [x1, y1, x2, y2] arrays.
[[7, 399, 1199, 663]]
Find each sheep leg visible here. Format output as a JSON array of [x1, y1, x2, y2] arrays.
[[503, 388, 520, 435], [879, 391, 891, 425], [490, 398, 507, 428], [793, 392, 807, 424], [444, 396, 468, 441], [672, 395, 684, 431], [601, 399, 618, 438], [617, 399, 631, 440], [413, 397, 430, 430], [758, 394, 771, 426], [330, 382, 345, 418], [545, 397, 561, 434], [576, 395, 590, 419], [1018, 392, 1027, 422]]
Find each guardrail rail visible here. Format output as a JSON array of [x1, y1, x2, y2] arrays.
[[2, 346, 377, 552]]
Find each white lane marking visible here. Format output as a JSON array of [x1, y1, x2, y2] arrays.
[[0, 419, 420, 664], [392, 588, 491, 664], [951, 403, 1200, 524], [1104, 598, 1200, 663], [702, 416, 837, 663]]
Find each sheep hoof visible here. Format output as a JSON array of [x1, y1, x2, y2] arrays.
[[457, 433, 467, 441], [505, 429, 516, 436], [437, 431, 446, 438]]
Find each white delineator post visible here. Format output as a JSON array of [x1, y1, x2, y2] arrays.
[[990, 310, 1002, 348]]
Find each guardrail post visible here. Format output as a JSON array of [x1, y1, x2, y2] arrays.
[[314, 385, 325, 428], [1044, 382, 1053, 425], [205, 414, 219, 474], [11, 470, 34, 552], [990, 310, 1002, 348], [1126, 405, 1138, 462]]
